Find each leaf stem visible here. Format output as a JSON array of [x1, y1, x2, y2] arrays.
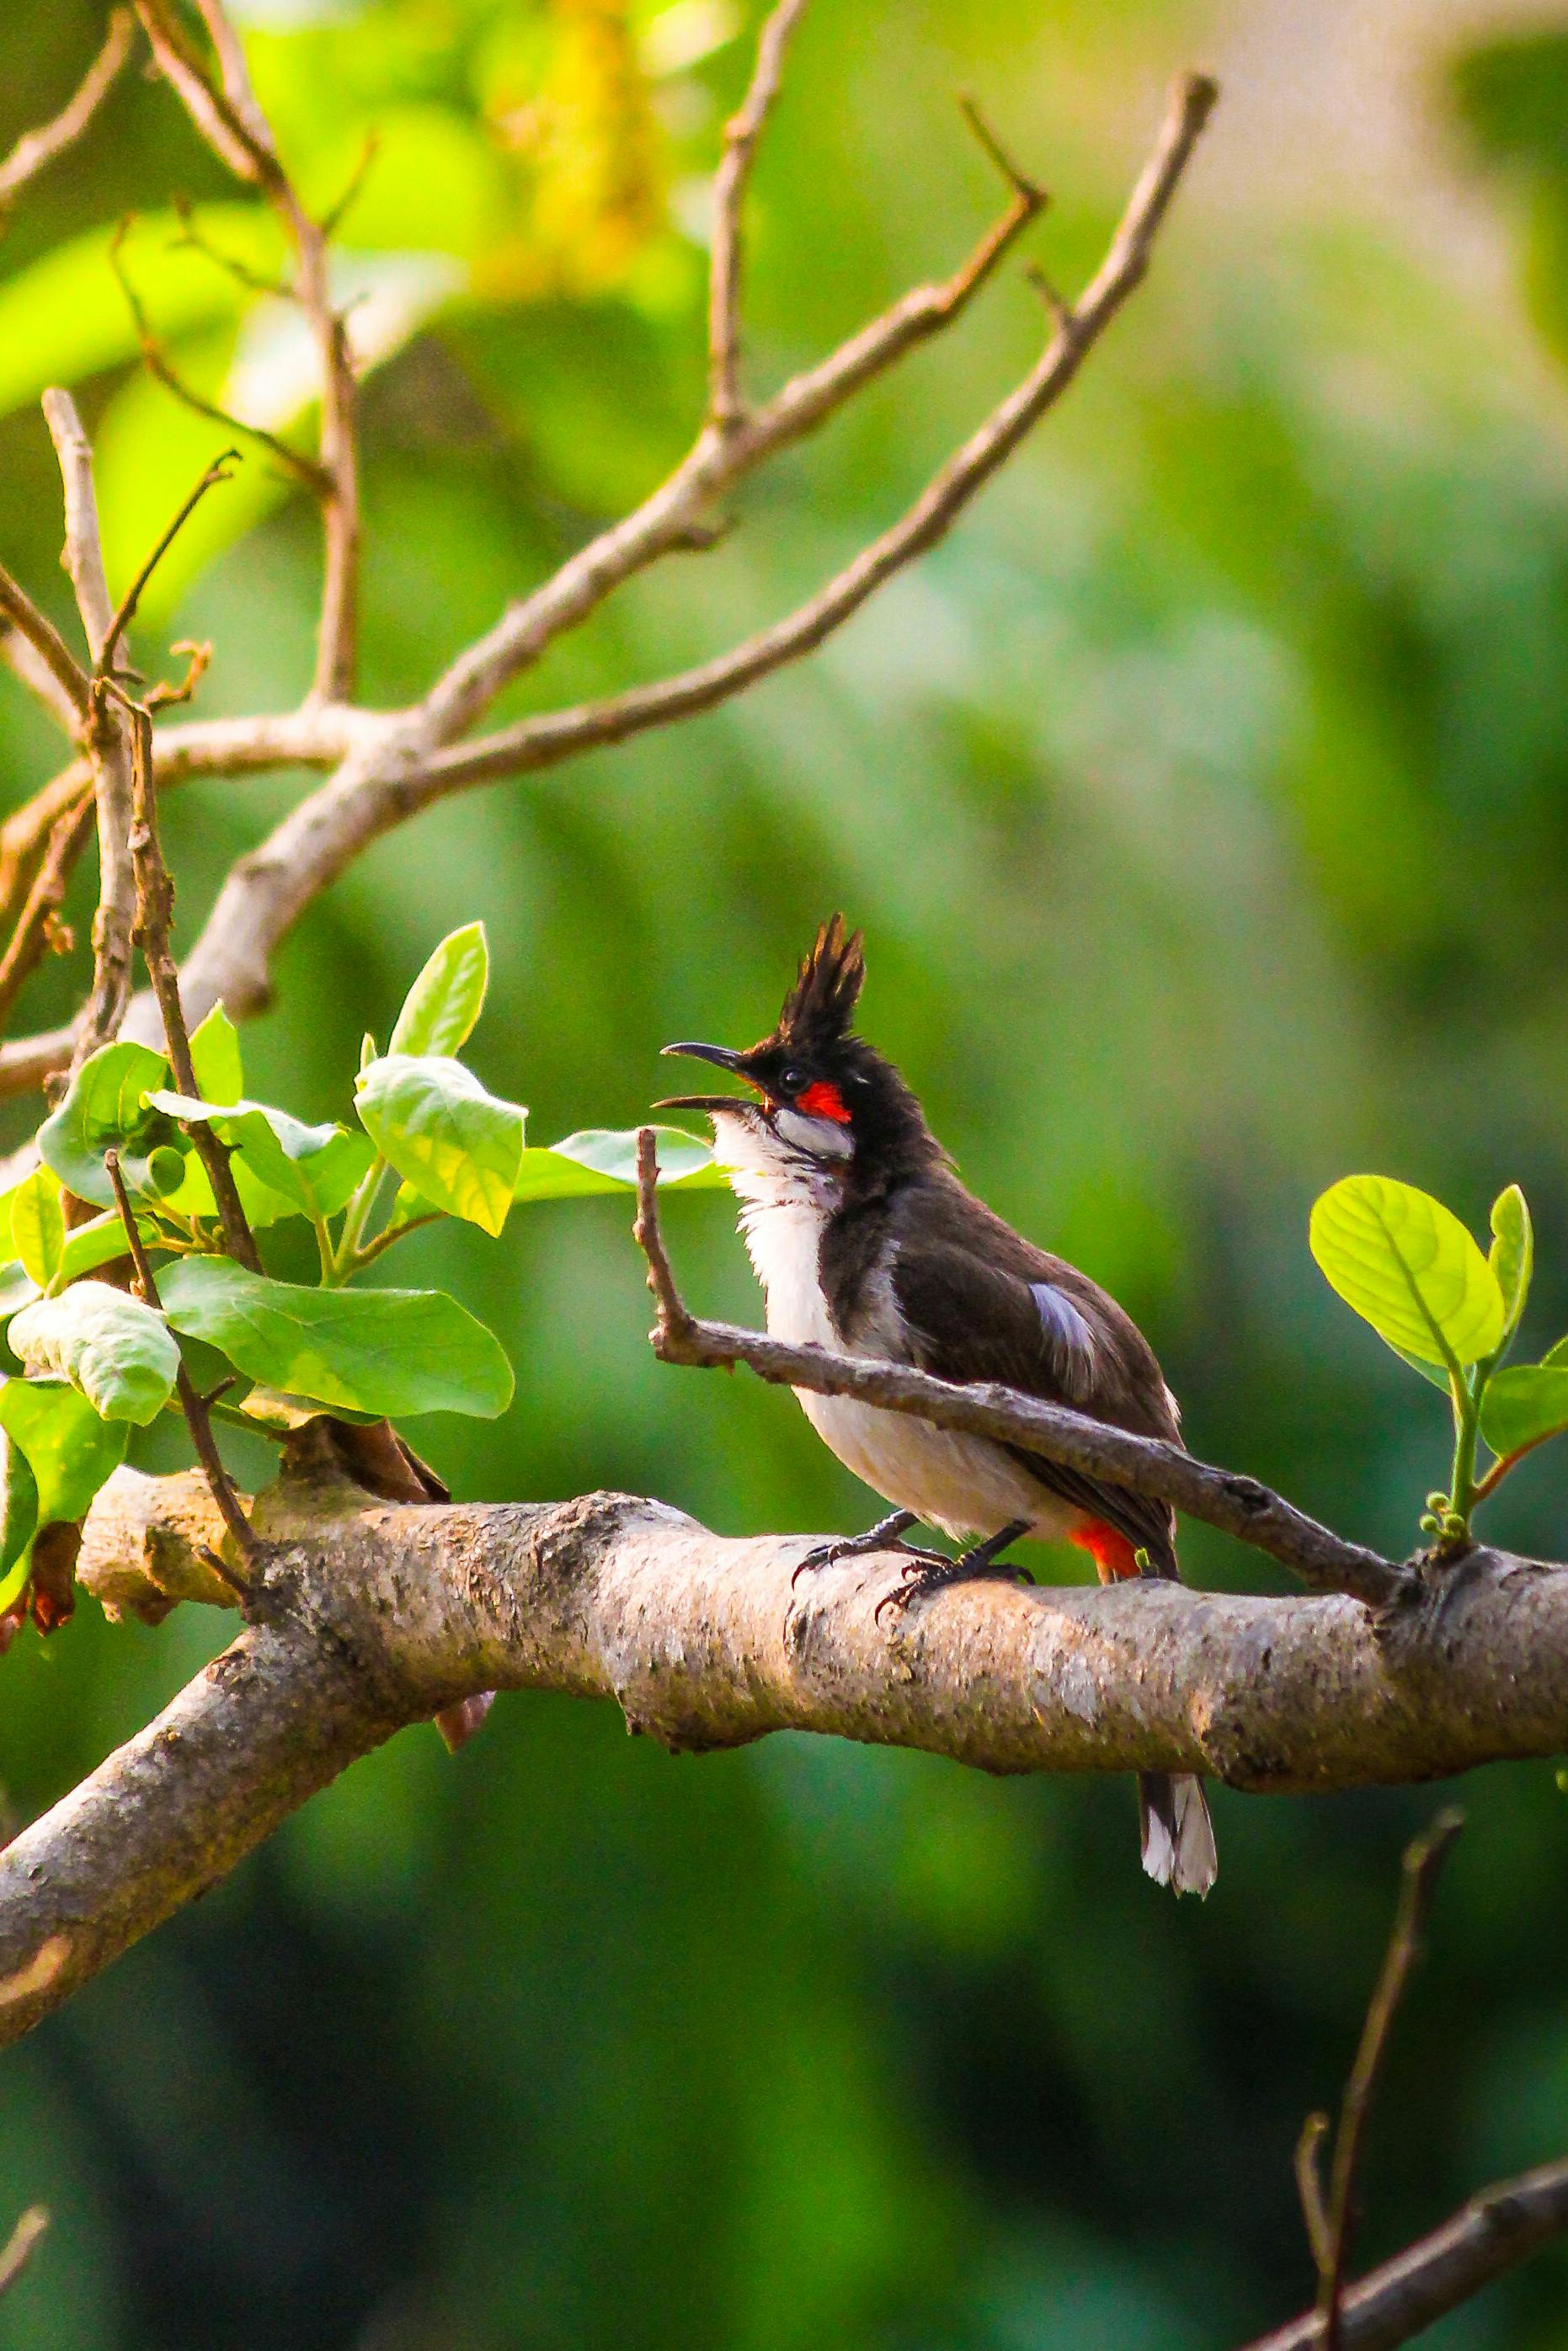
[[327, 1154, 383, 1283]]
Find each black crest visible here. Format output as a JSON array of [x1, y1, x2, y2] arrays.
[[777, 914, 865, 1052]]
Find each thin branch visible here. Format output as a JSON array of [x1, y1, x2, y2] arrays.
[[41, 391, 137, 1070], [1244, 2159, 1568, 2351], [0, 794, 93, 1035], [632, 1130, 1406, 1605], [94, 452, 240, 685], [104, 1149, 259, 1584], [168, 198, 291, 297], [0, 562, 89, 726], [0, 8, 135, 211], [109, 221, 332, 494], [113, 695, 262, 1272], [425, 67, 1067, 742], [1315, 1811, 1466, 2346], [0, 2207, 48, 2302], [709, 0, 810, 427], [134, 0, 360, 700]]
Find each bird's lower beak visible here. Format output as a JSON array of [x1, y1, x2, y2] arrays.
[[655, 1040, 754, 1114]]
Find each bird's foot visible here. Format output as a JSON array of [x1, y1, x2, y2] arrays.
[[791, 1511, 940, 1587], [873, 1522, 1033, 1625]]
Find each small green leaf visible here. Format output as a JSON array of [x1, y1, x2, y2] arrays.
[[189, 1005, 243, 1106], [0, 1181, 20, 1267], [0, 1435, 37, 1580], [1480, 1365, 1568, 1461], [9, 1284, 180, 1425], [0, 1378, 128, 1529], [158, 1259, 514, 1419], [514, 1126, 726, 1202], [1489, 1185, 1533, 1350], [355, 1055, 525, 1237], [388, 922, 488, 1059], [1309, 1176, 1506, 1369], [56, 1209, 160, 1284], [148, 1093, 373, 1223], [11, 1166, 63, 1288], [360, 1032, 378, 1074], [36, 1040, 174, 1206]]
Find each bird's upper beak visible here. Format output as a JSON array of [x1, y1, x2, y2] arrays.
[[655, 1041, 754, 1113]]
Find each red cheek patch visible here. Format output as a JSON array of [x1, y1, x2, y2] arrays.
[[796, 1080, 851, 1124]]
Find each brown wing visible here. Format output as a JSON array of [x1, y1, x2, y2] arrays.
[[884, 1179, 1181, 1574]]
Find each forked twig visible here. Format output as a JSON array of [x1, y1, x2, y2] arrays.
[[629, 1129, 1405, 1604], [709, 0, 810, 426], [1312, 1810, 1466, 2344]]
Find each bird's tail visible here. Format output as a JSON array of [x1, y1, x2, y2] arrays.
[[1138, 1772, 1217, 1897]]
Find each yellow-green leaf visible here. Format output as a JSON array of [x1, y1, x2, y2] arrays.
[[1309, 1176, 1506, 1369]]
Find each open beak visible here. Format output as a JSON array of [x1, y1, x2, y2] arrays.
[[655, 1041, 755, 1114]]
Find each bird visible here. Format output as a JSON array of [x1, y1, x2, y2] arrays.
[[658, 914, 1216, 1896]]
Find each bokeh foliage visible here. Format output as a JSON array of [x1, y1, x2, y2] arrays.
[[3, 1, 1568, 2344]]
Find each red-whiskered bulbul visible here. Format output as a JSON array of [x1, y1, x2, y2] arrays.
[[659, 916, 1217, 1896]]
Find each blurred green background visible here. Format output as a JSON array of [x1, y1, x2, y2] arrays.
[[3, 0, 1568, 2342]]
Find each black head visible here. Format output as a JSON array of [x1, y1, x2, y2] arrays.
[[658, 915, 941, 1191]]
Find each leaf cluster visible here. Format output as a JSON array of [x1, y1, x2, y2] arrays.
[[0, 924, 719, 1621], [1311, 1175, 1568, 1543]]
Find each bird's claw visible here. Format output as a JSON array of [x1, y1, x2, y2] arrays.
[[873, 1555, 1035, 1626], [790, 1534, 945, 1589]]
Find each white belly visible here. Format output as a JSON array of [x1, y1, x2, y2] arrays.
[[739, 1190, 1074, 1544]]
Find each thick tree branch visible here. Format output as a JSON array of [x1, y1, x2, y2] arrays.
[[0, 8, 135, 212], [0, 1462, 1557, 2046]]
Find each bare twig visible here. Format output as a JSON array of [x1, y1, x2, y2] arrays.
[[1246, 2158, 1568, 2351], [1312, 1811, 1466, 2345], [109, 221, 332, 494], [0, 794, 93, 1035], [168, 197, 291, 297], [0, 562, 90, 726], [95, 455, 240, 687], [41, 391, 137, 1070], [112, 695, 261, 1272], [709, 0, 810, 427], [104, 1148, 259, 1585], [0, 2207, 48, 2301], [630, 1130, 1405, 1604], [0, 8, 135, 211], [1295, 2114, 1334, 2274], [134, 0, 360, 699]]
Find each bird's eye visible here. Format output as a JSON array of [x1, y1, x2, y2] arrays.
[[781, 1066, 806, 1092]]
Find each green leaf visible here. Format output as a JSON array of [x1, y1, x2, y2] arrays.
[[355, 1056, 525, 1237], [158, 1260, 514, 1420], [0, 1181, 20, 1268], [9, 1284, 180, 1426], [0, 1378, 129, 1529], [189, 1005, 243, 1106], [148, 1093, 374, 1223], [37, 1040, 175, 1207], [1480, 1363, 1568, 1460], [388, 922, 489, 1059], [11, 1166, 63, 1288], [0, 1436, 37, 1581], [0, 1266, 40, 1323], [56, 1209, 159, 1285], [1309, 1176, 1507, 1369], [514, 1126, 725, 1202], [1489, 1185, 1533, 1350]]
